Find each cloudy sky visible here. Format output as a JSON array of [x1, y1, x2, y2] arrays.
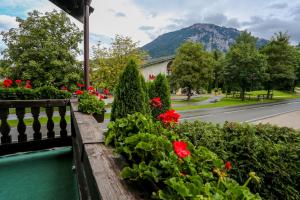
[[0, 0, 300, 54]]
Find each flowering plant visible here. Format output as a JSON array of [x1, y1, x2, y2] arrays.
[[25, 80, 32, 89], [151, 97, 162, 108], [77, 82, 85, 89], [157, 109, 180, 126], [15, 80, 22, 86], [75, 90, 84, 95], [173, 141, 191, 158], [3, 79, 13, 88]]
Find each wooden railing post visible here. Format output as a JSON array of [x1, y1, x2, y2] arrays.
[[59, 106, 67, 138], [16, 107, 27, 142], [46, 107, 55, 138], [0, 108, 11, 144], [31, 107, 42, 140]]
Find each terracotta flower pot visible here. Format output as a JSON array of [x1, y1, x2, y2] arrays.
[[93, 110, 106, 123]]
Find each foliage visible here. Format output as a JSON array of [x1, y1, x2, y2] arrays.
[[173, 121, 300, 200], [171, 41, 214, 100], [212, 50, 225, 89], [105, 113, 261, 200], [35, 86, 71, 99], [78, 93, 105, 115], [0, 87, 38, 100], [90, 35, 148, 90], [261, 32, 297, 93], [110, 60, 149, 121], [0, 85, 71, 100], [148, 74, 171, 118], [1, 10, 83, 88], [224, 31, 267, 100]]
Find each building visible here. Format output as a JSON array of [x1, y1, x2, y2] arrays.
[[141, 55, 175, 80]]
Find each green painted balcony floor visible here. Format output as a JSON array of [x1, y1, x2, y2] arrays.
[[0, 147, 79, 200]]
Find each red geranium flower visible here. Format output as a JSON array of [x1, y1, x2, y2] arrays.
[[173, 141, 191, 158], [151, 97, 162, 108], [61, 86, 68, 91], [25, 83, 32, 89], [3, 79, 13, 88], [77, 83, 85, 88], [148, 74, 156, 80], [15, 80, 22, 85], [88, 86, 95, 91], [157, 110, 180, 126], [75, 90, 84, 95], [225, 161, 232, 170], [103, 88, 109, 95]]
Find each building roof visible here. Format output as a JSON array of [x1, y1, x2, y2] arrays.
[[49, 0, 94, 23], [142, 55, 175, 68]]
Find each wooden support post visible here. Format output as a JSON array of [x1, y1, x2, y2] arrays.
[[16, 107, 27, 142], [84, 0, 92, 90], [0, 108, 11, 144]]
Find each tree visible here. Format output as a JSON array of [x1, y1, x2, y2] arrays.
[[212, 50, 225, 90], [171, 41, 214, 100], [110, 60, 149, 121], [261, 32, 297, 95], [0, 60, 11, 79], [1, 10, 83, 88], [90, 35, 147, 90], [224, 31, 266, 100], [148, 74, 171, 118]]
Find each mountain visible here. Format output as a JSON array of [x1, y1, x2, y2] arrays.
[[142, 23, 268, 58]]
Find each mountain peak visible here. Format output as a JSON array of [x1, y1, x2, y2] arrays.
[[142, 23, 268, 59]]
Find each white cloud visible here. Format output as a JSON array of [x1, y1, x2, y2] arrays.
[[0, 15, 18, 31]]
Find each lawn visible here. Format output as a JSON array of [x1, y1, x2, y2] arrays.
[[171, 96, 210, 104], [174, 90, 300, 111]]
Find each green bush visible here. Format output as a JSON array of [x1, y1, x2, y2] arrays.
[[105, 113, 261, 199], [78, 94, 105, 114], [0, 88, 38, 100], [0, 86, 71, 100], [173, 121, 300, 200], [110, 60, 149, 121], [35, 85, 72, 99], [148, 74, 171, 118]]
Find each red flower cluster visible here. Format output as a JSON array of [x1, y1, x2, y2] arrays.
[[75, 90, 84, 95], [15, 80, 22, 85], [157, 110, 180, 125], [225, 161, 232, 170], [25, 80, 32, 89], [173, 141, 191, 158], [77, 83, 85, 88], [3, 79, 13, 88], [103, 88, 109, 95], [148, 74, 156, 80], [151, 97, 162, 108], [61, 86, 68, 91]]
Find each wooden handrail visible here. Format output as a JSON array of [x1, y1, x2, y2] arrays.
[[0, 99, 71, 155]]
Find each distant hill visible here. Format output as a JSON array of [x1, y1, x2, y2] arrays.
[[142, 23, 268, 58]]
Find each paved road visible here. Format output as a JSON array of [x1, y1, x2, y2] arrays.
[[179, 99, 300, 124]]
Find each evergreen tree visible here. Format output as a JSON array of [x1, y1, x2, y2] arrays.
[[110, 60, 148, 121], [148, 74, 171, 118]]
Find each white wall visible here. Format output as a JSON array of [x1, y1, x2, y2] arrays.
[[141, 61, 169, 80]]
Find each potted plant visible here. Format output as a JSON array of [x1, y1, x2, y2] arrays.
[[78, 94, 106, 123]]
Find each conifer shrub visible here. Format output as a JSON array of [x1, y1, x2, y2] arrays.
[[148, 74, 171, 118], [110, 60, 149, 121]]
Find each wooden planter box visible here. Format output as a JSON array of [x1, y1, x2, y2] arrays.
[[71, 101, 140, 200]]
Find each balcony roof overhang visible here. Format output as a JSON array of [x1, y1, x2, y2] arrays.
[[49, 0, 94, 23]]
